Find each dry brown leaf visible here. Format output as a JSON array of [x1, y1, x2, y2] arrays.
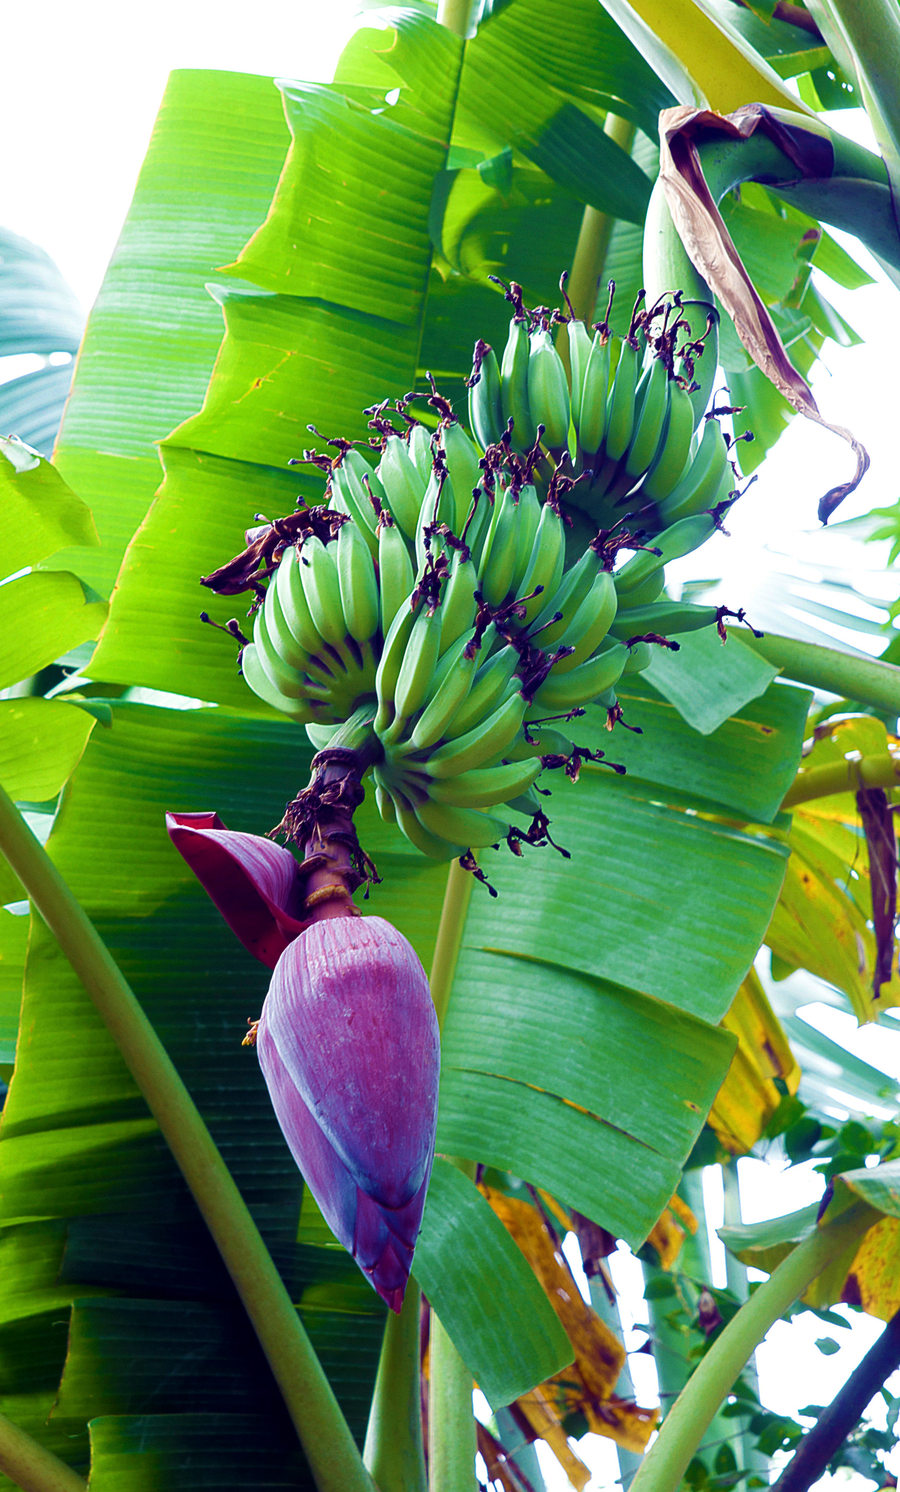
[[658, 103, 869, 522]]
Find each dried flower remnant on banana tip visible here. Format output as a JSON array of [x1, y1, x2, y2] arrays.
[[166, 797, 439, 1313]]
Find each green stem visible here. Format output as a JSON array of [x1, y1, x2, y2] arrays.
[[427, 857, 478, 1491], [0, 785, 372, 1492], [629, 1201, 877, 1492], [0, 1413, 86, 1492], [364, 1281, 427, 1492], [566, 116, 637, 325], [732, 627, 900, 718], [783, 751, 900, 808], [436, 0, 472, 38]]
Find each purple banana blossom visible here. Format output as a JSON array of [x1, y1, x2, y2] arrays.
[[167, 812, 439, 1312]]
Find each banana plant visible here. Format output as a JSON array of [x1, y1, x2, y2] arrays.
[[3, 3, 900, 1491]]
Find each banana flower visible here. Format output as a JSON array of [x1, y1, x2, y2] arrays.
[[167, 812, 439, 1311]]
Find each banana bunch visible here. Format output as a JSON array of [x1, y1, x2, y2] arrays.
[[467, 283, 737, 538], [224, 322, 743, 861]]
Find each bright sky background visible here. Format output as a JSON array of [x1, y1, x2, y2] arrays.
[[9, 5, 900, 1490]]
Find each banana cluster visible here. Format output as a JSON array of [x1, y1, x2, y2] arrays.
[[468, 283, 737, 537], [230, 310, 742, 861]]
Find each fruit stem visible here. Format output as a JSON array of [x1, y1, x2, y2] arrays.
[[0, 1412, 86, 1492], [565, 115, 637, 327], [628, 1201, 877, 1492], [427, 857, 479, 1490], [731, 626, 900, 718], [364, 1280, 428, 1492], [783, 750, 900, 808], [275, 704, 381, 921], [0, 783, 374, 1492]]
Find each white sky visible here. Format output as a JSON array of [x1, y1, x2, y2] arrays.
[[9, 6, 900, 1490]]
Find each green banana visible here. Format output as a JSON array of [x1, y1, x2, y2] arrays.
[[530, 549, 602, 646], [442, 643, 518, 740], [298, 535, 347, 651], [374, 777, 397, 826], [510, 485, 542, 599], [567, 318, 594, 434], [377, 435, 426, 538], [374, 601, 418, 737], [613, 513, 718, 597], [240, 642, 321, 722], [623, 640, 653, 674], [658, 420, 734, 523], [409, 637, 479, 751], [305, 721, 340, 751], [552, 570, 618, 671], [576, 331, 611, 457], [391, 603, 444, 729], [641, 377, 695, 502], [427, 757, 541, 808], [425, 689, 527, 778], [253, 610, 327, 701], [478, 486, 520, 607], [415, 467, 453, 576], [415, 797, 509, 850], [517, 500, 566, 627], [378, 518, 416, 635], [505, 725, 572, 760], [336, 520, 380, 644], [604, 338, 641, 463], [614, 566, 666, 610], [610, 600, 720, 639], [528, 326, 571, 450], [500, 317, 537, 452], [530, 639, 629, 710], [439, 551, 479, 654], [274, 545, 325, 655], [330, 451, 381, 556], [623, 352, 669, 480], [407, 423, 433, 483], [394, 793, 466, 859], [441, 421, 482, 532], [468, 341, 504, 451]]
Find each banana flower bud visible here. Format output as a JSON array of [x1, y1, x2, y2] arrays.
[[166, 812, 439, 1311]]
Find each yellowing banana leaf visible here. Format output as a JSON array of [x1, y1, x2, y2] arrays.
[[709, 965, 801, 1154], [769, 715, 900, 1021]]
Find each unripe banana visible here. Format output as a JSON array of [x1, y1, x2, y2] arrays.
[[530, 549, 601, 646], [240, 642, 321, 722], [576, 331, 611, 457], [440, 421, 482, 532], [623, 640, 653, 674], [407, 423, 433, 483], [299, 535, 347, 651], [551, 570, 618, 671], [530, 639, 629, 710], [468, 341, 504, 451], [425, 689, 527, 778], [415, 468, 453, 575], [275, 545, 325, 655], [374, 600, 418, 737], [614, 513, 717, 597], [377, 435, 427, 538], [528, 326, 571, 450], [641, 377, 695, 502], [505, 725, 572, 760], [567, 318, 594, 433], [510, 484, 542, 598], [517, 501, 566, 627], [390, 604, 444, 732], [394, 793, 466, 859], [604, 338, 641, 463], [378, 518, 416, 635], [416, 797, 510, 850], [262, 581, 314, 673], [427, 757, 541, 809], [500, 317, 537, 452], [443, 642, 518, 739], [658, 419, 733, 523], [330, 451, 382, 556], [610, 600, 720, 639], [336, 520, 380, 644], [374, 777, 397, 825], [615, 567, 666, 610], [253, 609, 327, 702], [623, 352, 669, 479], [478, 486, 519, 607], [435, 551, 477, 655], [409, 637, 479, 750], [306, 721, 340, 751]]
